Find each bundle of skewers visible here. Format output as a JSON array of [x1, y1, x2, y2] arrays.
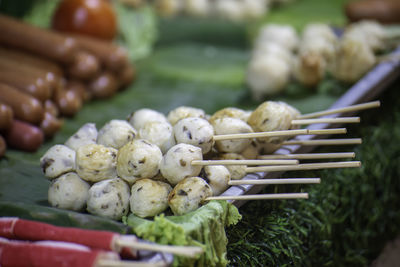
[[0, 14, 136, 156], [39, 99, 380, 220], [0, 217, 206, 266]]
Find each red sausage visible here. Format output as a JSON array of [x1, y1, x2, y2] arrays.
[[0, 14, 79, 64], [4, 120, 44, 152], [0, 83, 44, 125], [40, 112, 64, 139], [0, 135, 6, 158], [0, 103, 13, 130], [44, 100, 60, 118], [88, 71, 119, 99], [66, 80, 92, 102], [68, 51, 100, 80], [53, 85, 83, 117]]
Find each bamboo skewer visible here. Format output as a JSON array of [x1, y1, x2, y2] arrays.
[[229, 178, 321, 185], [282, 138, 362, 146], [298, 101, 381, 119], [213, 129, 308, 141], [259, 152, 356, 160], [246, 161, 361, 173], [115, 239, 203, 258], [307, 128, 347, 135], [291, 117, 360, 125], [98, 260, 166, 267], [191, 159, 299, 166], [206, 193, 309, 201]]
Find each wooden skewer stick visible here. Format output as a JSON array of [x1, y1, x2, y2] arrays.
[[291, 117, 360, 125], [229, 178, 321, 185], [191, 159, 299, 166], [282, 138, 362, 146], [307, 128, 347, 135], [206, 193, 309, 201], [298, 101, 381, 119], [246, 161, 361, 173], [115, 238, 203, 258], [213, 129, 308, 141], [259, 152, 356, 160], [98, 260, 167, 267]]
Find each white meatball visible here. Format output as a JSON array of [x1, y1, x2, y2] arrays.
[[97, 120, 137, 149], [247, 101, 294, 143], [183, 0, 210, 17], [117, 139, 162, 184], [168, 177, 213, 215], [214, 0, 244, 22], [246, 55, 291, 100], [138, 121, 176, 154], [240, 140, 259, 159], [302, 23, 337, 45], [200, 165, 230, 196], [217, 153, 247, 180], [65, 123, 98, 151], [40, 145, 76, 179], [242, 0, 269, 20], [127, 108, 167, 130], [48, 172, 90, 211], [252, 42, 293, 66], [167, 106, 206, 126], [174, 117, 214, 154], [160, 143, 203, 185], [87, 178, 130, 221], [293, 51, 326, 88], [209, 107, 251, 124], [75, 144, 118, 182], [211, 117, 253, 153], [343, 20, 386, 52], [130, 179, 172, 218], [255, 24, 299, 51]]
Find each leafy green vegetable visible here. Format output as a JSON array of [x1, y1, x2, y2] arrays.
[[125, 200, 241, 266]]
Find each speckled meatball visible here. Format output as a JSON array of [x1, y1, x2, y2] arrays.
[[200, 165, 230, 196], [97, 120, 137, 149], [217, 153, 247, 180], [211, 117, 253, 153], [160, 143, 203, 185], [48, 172, 90, 211], [167, 106, 206, 126], [87, 178, 130, 220], [247, 101, 294, 143], [173, 117, 214, 154], [40, 145, 76, 179], [117, 139, 162, 184], [130, 178, 172, 218], [138, 121, 176, 154], [65, 123, 98, 151], [75, 144, 118, 182], [168, 177, 213, 215], [208, 107, 251, 124], [127, 108, 167, 130]]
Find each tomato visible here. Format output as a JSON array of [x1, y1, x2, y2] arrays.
[[52, 0, 117, 40]]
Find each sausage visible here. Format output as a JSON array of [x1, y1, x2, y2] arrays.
[[88, 72, 119, 99], [117, 63, 136, 88], [53, 85, 82, 117], [65, 80, 92, 102], [0, 83, 44, 125], [0, 14, 79, 64], [44, 100, 60, 117], [345, 0, 400, 24], [0, 46, 64, 76], [4, 120, 44, 152], [40, 112, 63, 139], [0, 69, 51, 102], [71, 34, 129, 71], [68, 51, 100, 80], [0, 103, 13, 130], [0, 135, 6, 158]]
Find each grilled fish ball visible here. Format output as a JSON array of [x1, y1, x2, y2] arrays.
[[174, 117, 214, 154], [127, 108, 167, 130], [200, 165, 230, 196], [255, 24, 299, 52], [40, 144, 76, 179], [208, 107, 251, 124], [160, 143, 203, 185], [117, 139, 162, 184], [247, 101, 294, 143], [65, 123, 98, 151], [211, 117, 253, 153], [87, 178, 130, 220], [218, 153, 247, 180], [48, 172, 90, 211], [130, 178, 172, 218], [97, 119, 137, 149], [167, 106, 206, 126], [241, 140, 259, 159], [138, 121, 176, 154], [168, 177, 213, 216], [75, 144, 118, 182]]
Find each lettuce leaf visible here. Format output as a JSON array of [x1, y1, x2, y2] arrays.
[[124, 200, 241, 267]]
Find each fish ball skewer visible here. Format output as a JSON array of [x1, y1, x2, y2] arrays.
[[199, 165, 231, 196], [40, 144, 76, 179], [167, 106, 206, 126], [97, 119, 137, 149], [127, 108, 168, 130], [138, 121, 176, 154], [65, 123, 98, 151]]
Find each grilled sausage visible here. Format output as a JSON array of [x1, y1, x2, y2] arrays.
[[44, 100, 60, 118], [345, 0, 400, 24], [0, 135, 6, 158], [68, 51, 100, 80], [65, 80, 92, 103], [4, 119, 44, 152], [0, 103, 13, 130], [40, 112, 63, 139], [117, 63, 136, 88], [88, 72, 118, 99], [53, 85, 82, 117], [0, 83, 44, 124]]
